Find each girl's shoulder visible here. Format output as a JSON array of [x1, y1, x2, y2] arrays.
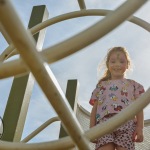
[[126, 78, 140, 84], [97, 78, 144, 88], [126, 78, 135, 84], [127, 79, 145, 96], [126, 79, 144, 88]]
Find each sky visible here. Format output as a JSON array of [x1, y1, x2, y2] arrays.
[[0, 0, 150, 143]]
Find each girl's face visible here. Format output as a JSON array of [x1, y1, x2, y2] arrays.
[[108, 51, 128, 80]]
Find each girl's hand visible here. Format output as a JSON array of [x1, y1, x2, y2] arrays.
[[132, 127, 144, 142]]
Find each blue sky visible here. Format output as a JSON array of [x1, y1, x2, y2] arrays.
[[0, 0, 150, 143]]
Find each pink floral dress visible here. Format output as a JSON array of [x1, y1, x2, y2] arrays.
[[89, 78, 145, 124]]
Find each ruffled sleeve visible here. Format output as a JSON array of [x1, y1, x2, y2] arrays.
[[89, 85, 99, 106], [133, 81, 145, 99]]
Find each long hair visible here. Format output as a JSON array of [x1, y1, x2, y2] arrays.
[[98, 47, 131, 82]]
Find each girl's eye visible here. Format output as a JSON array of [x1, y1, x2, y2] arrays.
[[120, 61, 125, 63], [109, 60, 115, 63]]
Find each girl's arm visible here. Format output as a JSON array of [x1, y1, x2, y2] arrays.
[[136, 110, 144, 129], [133, 110, 144, 142], [90, 101, 98, 128]]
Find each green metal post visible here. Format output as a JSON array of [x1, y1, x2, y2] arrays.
[[59, 79, 79, 138], [2, 5, 49, 142]]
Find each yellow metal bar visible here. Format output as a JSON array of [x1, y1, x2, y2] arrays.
[[0, 8, 149, 78], [21, 117, 60, 143], [1, 5, 49, 142], [0, 22, 12, 44], [77, 0, 86, 9], [0, 1, 90, 149], [0, 0, 149, 149], [0, 87, 149, 149]]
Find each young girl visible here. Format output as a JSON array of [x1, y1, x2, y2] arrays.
[[89, 47, 145, 150]]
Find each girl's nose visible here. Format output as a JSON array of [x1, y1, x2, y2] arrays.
[[115, 62, 120, 67]]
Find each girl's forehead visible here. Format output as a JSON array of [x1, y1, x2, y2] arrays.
[[109, 51, 126, 59]]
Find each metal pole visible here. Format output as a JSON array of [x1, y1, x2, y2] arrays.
[[2, 5, 49, 142]]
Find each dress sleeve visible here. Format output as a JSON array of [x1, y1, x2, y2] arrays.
[[134, 81, 145, 99], [89, 85, 99, 106]]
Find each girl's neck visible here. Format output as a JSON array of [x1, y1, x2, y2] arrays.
[[110, 77, 125, 81]]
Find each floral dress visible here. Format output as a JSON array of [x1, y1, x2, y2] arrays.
[[89, 78, 145, 124]]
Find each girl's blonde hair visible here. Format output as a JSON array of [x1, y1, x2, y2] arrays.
[[98, 47, 131, 82]]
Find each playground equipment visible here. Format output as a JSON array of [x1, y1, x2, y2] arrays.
[[0, 0, 150, 149]]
